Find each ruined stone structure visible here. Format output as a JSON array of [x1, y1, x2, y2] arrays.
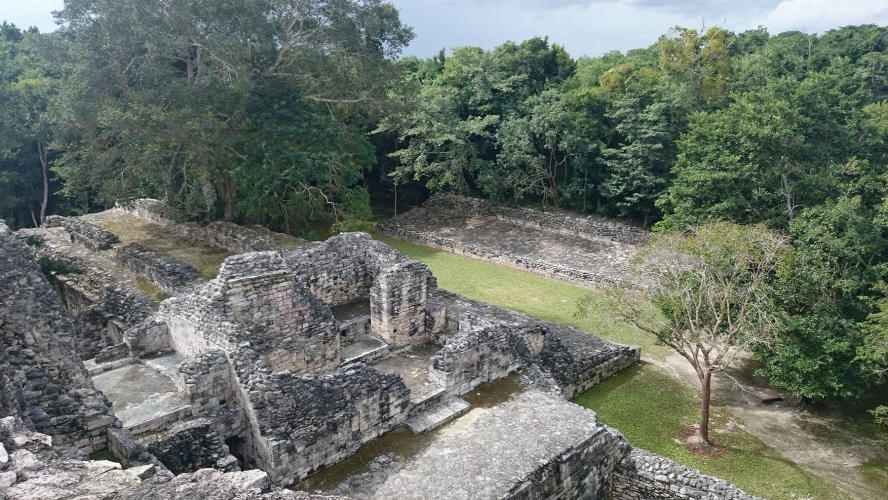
[[376, 193, 647, 285], [1, 199, 759, 499]]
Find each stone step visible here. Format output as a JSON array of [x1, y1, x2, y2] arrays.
[[405, 397, 470, 434], [341, 336, 390, 365]]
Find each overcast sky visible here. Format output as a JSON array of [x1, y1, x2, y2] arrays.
[[3, 0, 888, 58]]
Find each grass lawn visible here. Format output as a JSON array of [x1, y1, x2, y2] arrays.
[[374, 233, 847, 500]]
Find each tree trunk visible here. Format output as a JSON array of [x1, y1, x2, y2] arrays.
[[393, 182, 398, 216], [780, 172, 794, 222], [699, 371, 712, 444], [222, 171, 237, 221], [37, 141, 49, 226]]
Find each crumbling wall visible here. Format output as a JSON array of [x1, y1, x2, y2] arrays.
[[120, 198, 296, 253], [217, 252, 340, 373], [422, 193, 649, 245], [60, 218, 120, 251], [609, 449, 759, 500], [227, 343, 411, 485], [439, 290, 640, 398], [73, 284, 158, 360], [115, 244, 201, 294], [143, 418, 237, 474], [370, 261, 435, 346], [0, 223, 119, 452], [430, 324, 544, 395]]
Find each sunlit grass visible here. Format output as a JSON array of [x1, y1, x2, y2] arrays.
[[375, 233, 850, 500]]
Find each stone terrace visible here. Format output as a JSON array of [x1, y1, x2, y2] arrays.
[[376, 193, 648, 285]]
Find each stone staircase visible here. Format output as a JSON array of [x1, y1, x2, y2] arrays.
[[405, 396, 471, 433]]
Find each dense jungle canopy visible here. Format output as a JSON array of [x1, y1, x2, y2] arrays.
[[1, 1, 887, 411]]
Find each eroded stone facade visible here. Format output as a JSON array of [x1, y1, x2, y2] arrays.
[[1, 198, 761, 499]]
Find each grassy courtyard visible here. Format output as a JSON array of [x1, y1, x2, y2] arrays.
[[374, 234, 847, 500]]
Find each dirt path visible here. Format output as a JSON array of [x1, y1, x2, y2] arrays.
[[654, 352, 887, 499]]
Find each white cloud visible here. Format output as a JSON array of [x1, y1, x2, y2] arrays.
[[2, 0, 886, 58], [765, 0, 888, 33]]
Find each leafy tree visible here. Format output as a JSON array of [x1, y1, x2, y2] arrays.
[[490, 89, 589, 207], [578, 221, 787, 444], [51, 0, 412, 229], [758, 194, 887, 400]]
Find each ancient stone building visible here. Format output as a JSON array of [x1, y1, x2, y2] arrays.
[[0, 201, 758, 499]]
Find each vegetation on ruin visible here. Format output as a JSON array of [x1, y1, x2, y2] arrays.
[[1, 0, 887, 489]]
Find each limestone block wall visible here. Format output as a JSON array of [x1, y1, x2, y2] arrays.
[[429, 325, 544, 395], [284, 240, 373, 307], [115, 244, 202, 294], [178, 350, 243, 434], [509, 426, 631, 499], [0, 223, 120, 453], [74, 284, 158, 360], [370, 261, 435, 346], [423, 193, 649, 245], [143, 418, 238, 474], [609, 449, 759, 500], [218, 252, 339, 373], [228, 345, 411, 485], [121, 198, 293, 253], [60, 217, 120, 251]]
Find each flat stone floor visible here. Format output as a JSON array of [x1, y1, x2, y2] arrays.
[[92, 357, 189, 428], [378, 207, 639, 284], [373, 391, 610, 500], [341, 336, 387, 364], [331, 299, 371, 322], [372, 344, 443, 404]]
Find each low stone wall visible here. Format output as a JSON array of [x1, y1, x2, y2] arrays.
[[115, 244, 201, 295], [376, 193, 646, 285], [423, 193, 649, 245], [430, 324, 544, 396], [610, 449, 759, 500], [143, 418, 238, 474], [438, 291, 640, 399], [61, 217, 120, 251], [120, 199, 296, 253]]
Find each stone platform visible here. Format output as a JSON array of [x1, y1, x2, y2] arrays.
[[376, 193, 647, 285], [373, 391, 629, 499]]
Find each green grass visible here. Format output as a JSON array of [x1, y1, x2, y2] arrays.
[[101, 216, 232, 279], [375, 233, 849, 500], [574, 363, 846, 499], [133, 276, 170, 302], [373, 233, 671, 359], [861, 459, 888, 492]]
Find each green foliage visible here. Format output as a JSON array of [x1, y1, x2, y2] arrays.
[[37, 255, 83, 279], [872, 406, 888, 427], [23, 234, 44, 248]]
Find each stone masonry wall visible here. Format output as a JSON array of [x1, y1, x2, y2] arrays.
[[60, 218, 120, 251], [120, 198, 295, 253], [424, 193, 649, 245], [143, 418, 237, 475], [227, 342, 411, 485], [115, 244, 201, 295], [0, 223, 119, 453], [370, 260, 435, 347], [438, 290, 640, 399], [609, 449, 759, 500], [430, 324, 545, 395], [218, 252, 340, 373]]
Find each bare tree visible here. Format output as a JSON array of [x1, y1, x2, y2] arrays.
[[578, 221, 788, 445]]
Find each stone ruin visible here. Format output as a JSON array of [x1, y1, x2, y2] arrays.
[[0, 201, 759, 499]]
